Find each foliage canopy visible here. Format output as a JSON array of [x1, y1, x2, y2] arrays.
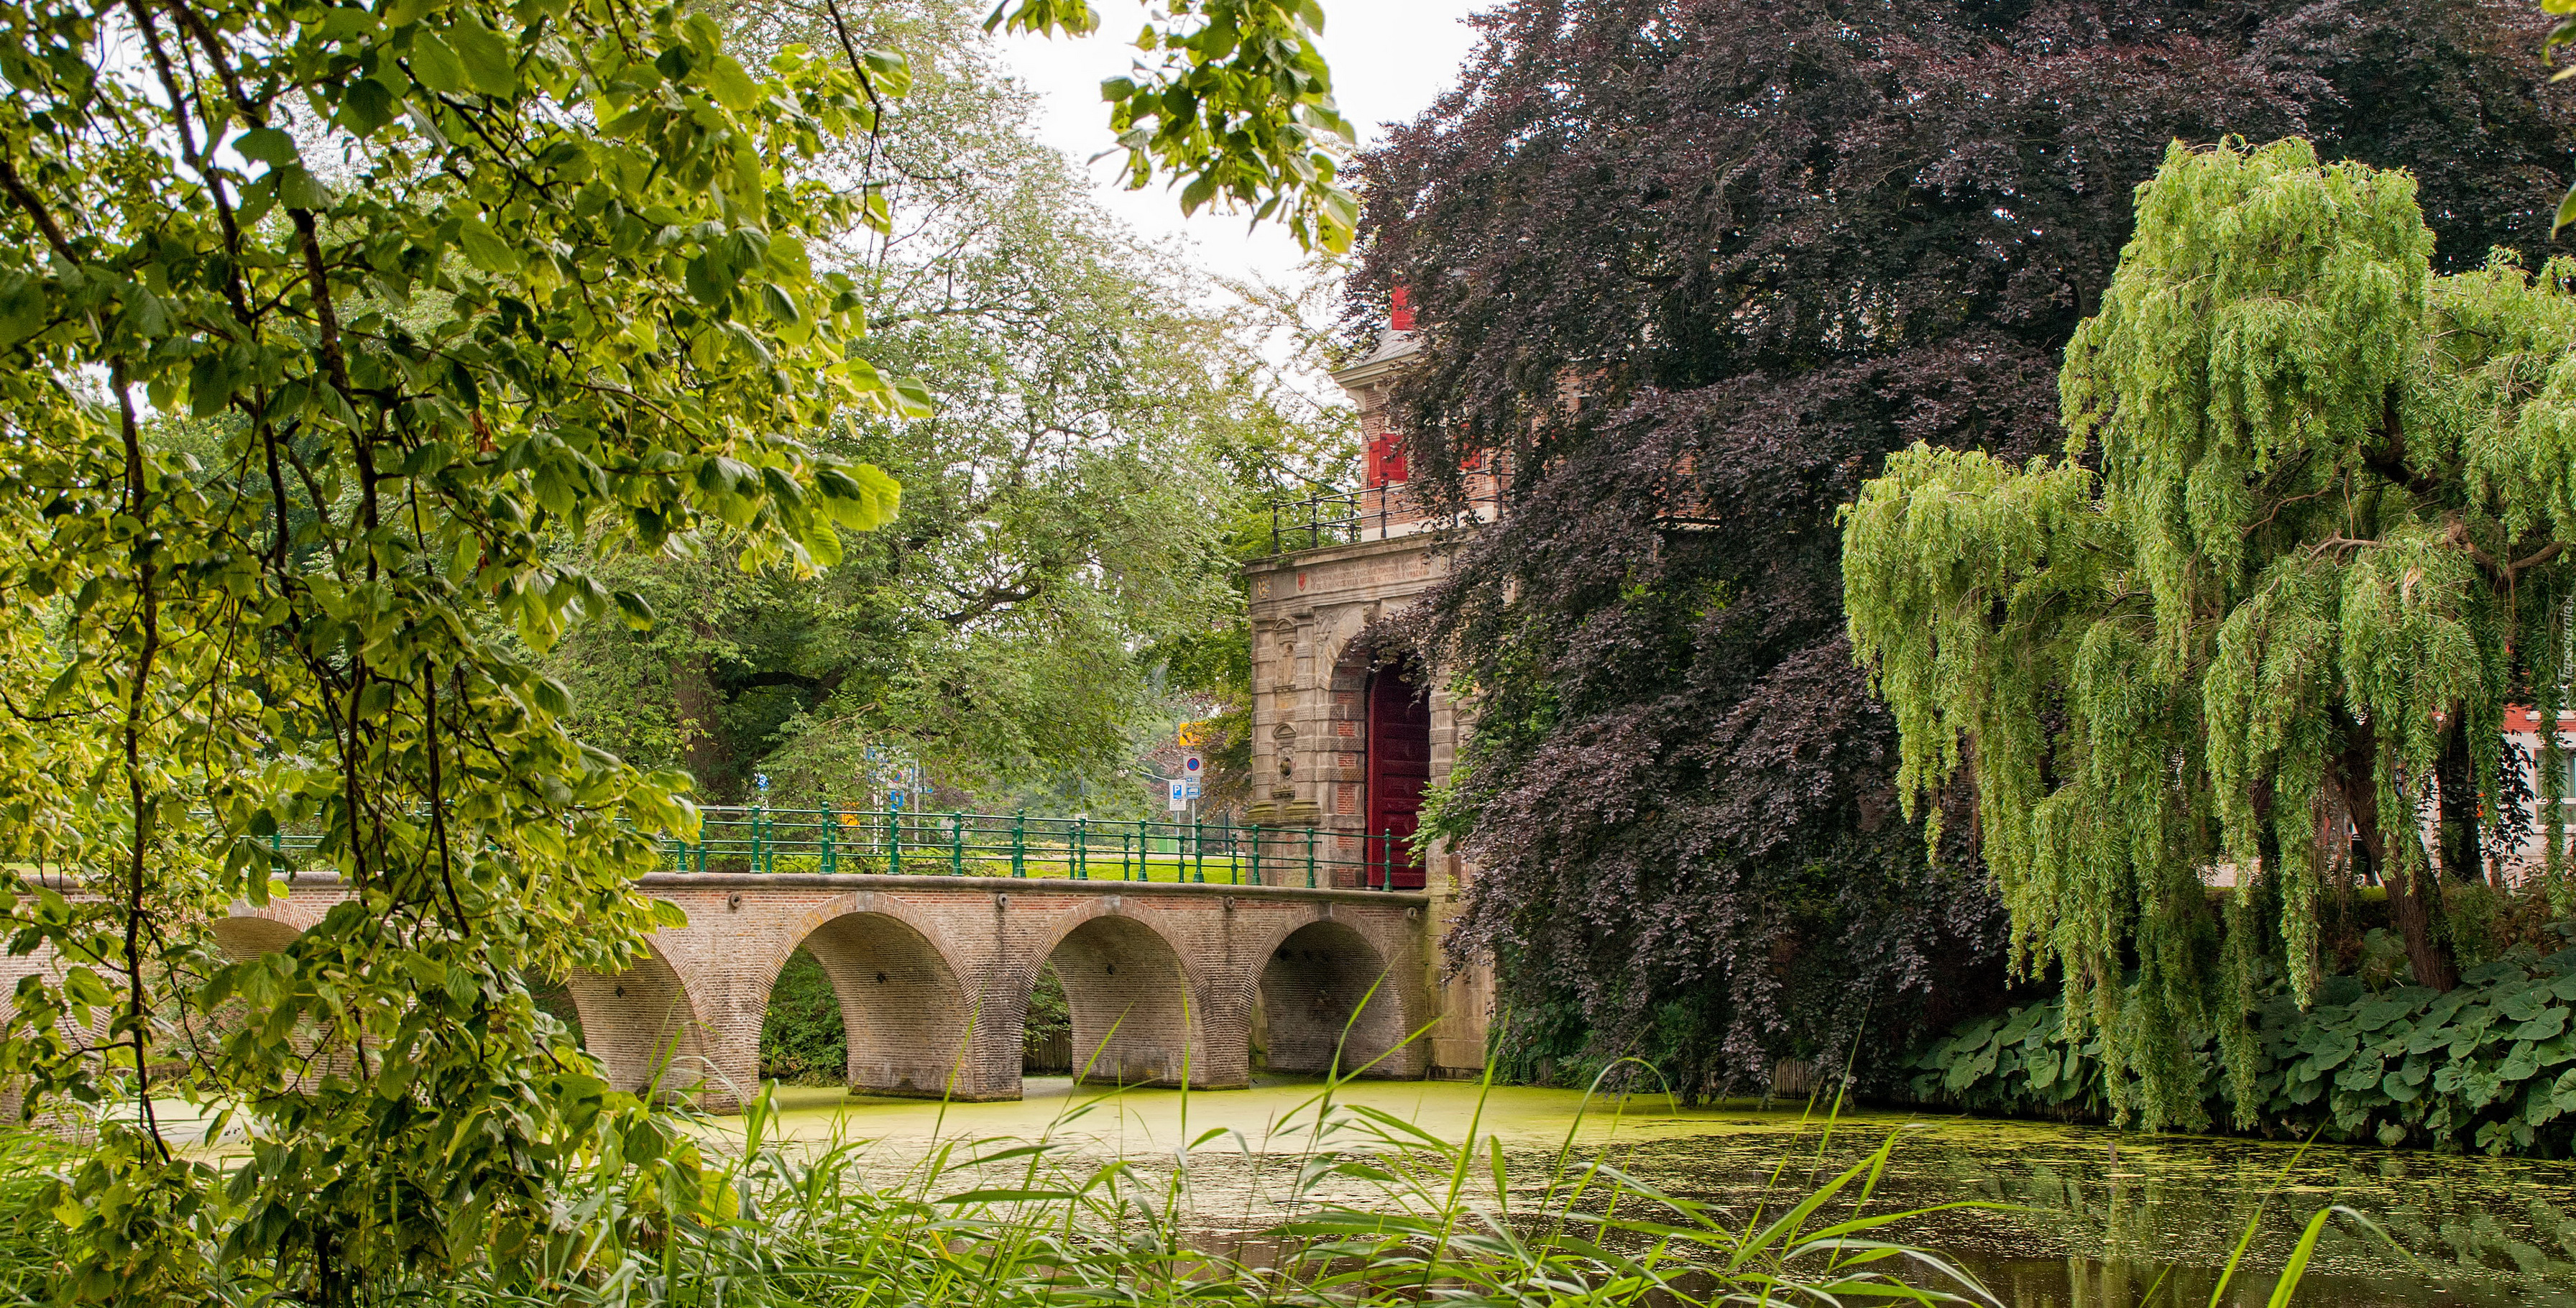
[[1357, 0, 2576, 1095], [0, 0, 1349, 1297], [548, 0, 1348, 810], [1845, 139, 2576, 1130]]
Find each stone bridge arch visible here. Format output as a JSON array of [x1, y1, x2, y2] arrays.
[[765, 895, 980, 1100], [211, 912, 303, 961], [244, 872, 1448, 1110], [1249, 916, 1412, 1077], [1031, 907, 1205, 1090], [565, 935, 713, 1103]]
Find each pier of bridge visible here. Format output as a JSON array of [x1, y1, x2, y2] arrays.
[[227, 872, 1436, 1110]]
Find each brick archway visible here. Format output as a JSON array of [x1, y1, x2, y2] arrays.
[[1256, 919, 1409, 1077], [1045, 913, 1207, 1088], [787, 910, 975, 1098], [211, 913, 302, 961], [565, 939, 712, 1102]]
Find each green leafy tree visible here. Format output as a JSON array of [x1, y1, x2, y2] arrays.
[[986, 0, 1354, 250], [1844, 138, 2576, 1131], [546, 0, 1351, 808], [0, 0, 1346, 1298]]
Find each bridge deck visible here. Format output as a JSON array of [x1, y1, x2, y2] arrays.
[[630, 871, 1430, 907]]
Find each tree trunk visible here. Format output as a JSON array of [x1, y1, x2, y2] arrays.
[[2434, 716, 2484, 883], [671, 620, 732, 801], [2340, 720, 2457, 992]]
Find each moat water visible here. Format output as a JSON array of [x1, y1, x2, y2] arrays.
[[738, 1077, 2576, 1307]]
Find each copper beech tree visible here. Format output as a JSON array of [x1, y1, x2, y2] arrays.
[[1845, 140, 2576, 1131], [0, 0, 1347, 1299], [1356, 0, 2573, 1096]]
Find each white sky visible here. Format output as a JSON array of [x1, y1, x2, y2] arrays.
[[992, 1, 1496, 294]]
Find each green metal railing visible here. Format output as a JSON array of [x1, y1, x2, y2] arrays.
[[245, 806, 1427, 891], [665, 805, 1424, 890]]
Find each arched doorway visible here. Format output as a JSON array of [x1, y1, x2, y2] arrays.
[[1257, 921, 1404, 1076], [1366, 663, 1431, 890]]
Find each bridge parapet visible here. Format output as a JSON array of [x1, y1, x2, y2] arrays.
[[242, 872, 1436, 1111]]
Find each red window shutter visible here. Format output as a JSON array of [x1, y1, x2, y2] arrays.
[[1367, 434, 1407, 487]]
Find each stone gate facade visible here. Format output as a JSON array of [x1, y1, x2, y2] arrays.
[[1238, 319, 1494, 1077], [226, 872, 1433, 1111]]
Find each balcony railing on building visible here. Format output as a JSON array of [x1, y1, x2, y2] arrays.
[[1269, 479, 1501, 555]]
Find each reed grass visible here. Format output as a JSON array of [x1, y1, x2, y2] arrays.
[[0, 999, 2020, 1307]]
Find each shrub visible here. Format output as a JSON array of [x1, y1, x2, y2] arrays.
[[1912, 934, 2576, 1154]]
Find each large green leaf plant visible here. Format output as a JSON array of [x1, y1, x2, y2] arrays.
[[0, 0, 1342, 1299]]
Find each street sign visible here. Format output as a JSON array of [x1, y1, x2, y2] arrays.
[[1168, 779, 1188, 811], [1184, 754, 1201, 774], [1182, 779, 1202, 799]]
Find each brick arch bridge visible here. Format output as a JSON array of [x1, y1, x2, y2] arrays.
[[235, 872, 1435, 1110]]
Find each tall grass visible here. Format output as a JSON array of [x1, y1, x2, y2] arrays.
[[359, 1001, 2002, 1308], [0, 1003, 2013, 1307], [0, 986, 2448, 1307]]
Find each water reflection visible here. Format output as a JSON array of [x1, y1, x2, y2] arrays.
[[753, 1078, 2576, 1306]]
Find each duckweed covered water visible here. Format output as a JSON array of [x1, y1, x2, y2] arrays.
[[745, 1077, 2576, 1306]]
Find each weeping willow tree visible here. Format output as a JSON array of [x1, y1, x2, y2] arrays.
[[1844, 138, 2576, 1131]]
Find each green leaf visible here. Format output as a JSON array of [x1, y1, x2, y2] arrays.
[[341, 78, 397, 136], [409, 29, 468, 94], [863, 48, 912, 96], [446, 18, 519, 97], [0, 272, 49, 346], [612, 590, 656, 631], [454, 214, 521, 272], [704, 55, 760, 112], [278, 166, 333, 211], [233, 126, 299, 169]]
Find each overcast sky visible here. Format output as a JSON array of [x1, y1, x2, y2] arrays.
[[992, 1, 1496, 295]]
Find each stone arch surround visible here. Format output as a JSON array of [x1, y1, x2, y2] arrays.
[[1256, 919, 1408, 1077], [1043, 913, 1200, 1087], [212, 872, 1438, 1111], [211, 913, 302, 961], [566, 937, 712, 1102], [791, 908, 975, 1097]]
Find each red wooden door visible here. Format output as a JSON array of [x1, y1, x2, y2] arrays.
[[1365, 665, 1432, 890]]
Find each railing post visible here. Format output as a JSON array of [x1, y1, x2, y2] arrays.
[[888, 806, 902, 876], [1192, 816, 1204, 883], [821, 802, 837, 875], [1249, 824, 1261, 887], [1305, 826, 1316, 888], [1072, 816, 1087, 880], [1011, 809, 1026, 878], [951, 811, 965, 876]]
